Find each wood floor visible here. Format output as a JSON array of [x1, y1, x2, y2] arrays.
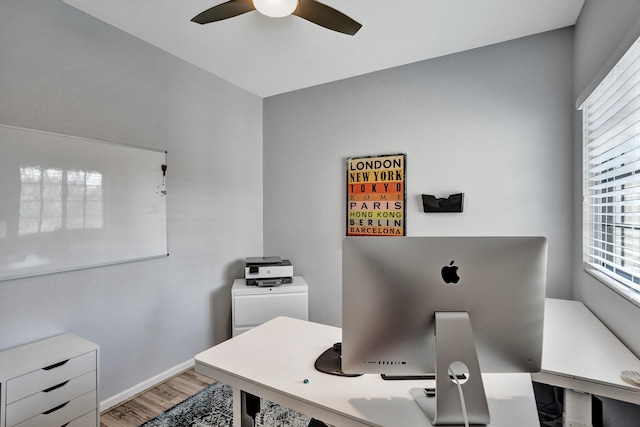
[[100, 368, 215, 427]]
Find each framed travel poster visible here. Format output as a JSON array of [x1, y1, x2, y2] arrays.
[[346, 153, 406, 236]]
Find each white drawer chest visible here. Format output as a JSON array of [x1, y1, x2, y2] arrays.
[[0, 334, 99, 427], [232, 276, 309, 336]]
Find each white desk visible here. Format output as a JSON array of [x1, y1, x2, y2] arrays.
[[195, 316, 539, 427], [533, 298, 640, 427]]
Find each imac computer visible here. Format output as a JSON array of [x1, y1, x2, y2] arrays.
[[341, 236, 547, 425]]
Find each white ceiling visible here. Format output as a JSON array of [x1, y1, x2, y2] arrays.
[[63, 0, 585, 98]]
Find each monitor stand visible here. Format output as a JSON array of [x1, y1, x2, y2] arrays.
[[410, 312, 490, 425], [314, 343, 362, 377]]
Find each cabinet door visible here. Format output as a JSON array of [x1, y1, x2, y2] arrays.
[[11, 391, 96, 427], [234, 292, 308, 327], [6, 372, 95, 427], [7, 352, 95, 404]]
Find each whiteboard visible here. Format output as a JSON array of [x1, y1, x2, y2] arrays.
[[0, 124, 167, 281]]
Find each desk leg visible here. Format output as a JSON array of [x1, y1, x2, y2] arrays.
[[232, 388, 254, 427], [563, 389, 592, 427]]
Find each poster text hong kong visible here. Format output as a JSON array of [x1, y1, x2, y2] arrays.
[[347, 154, 406, 236]]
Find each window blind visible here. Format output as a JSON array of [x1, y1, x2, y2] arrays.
[[582, 35, 640, 304]]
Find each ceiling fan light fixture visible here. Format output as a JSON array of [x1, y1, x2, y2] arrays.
[[253, 0, 298, 18]]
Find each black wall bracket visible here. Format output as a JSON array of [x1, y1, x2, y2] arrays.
[[422, 193, 464, 213]]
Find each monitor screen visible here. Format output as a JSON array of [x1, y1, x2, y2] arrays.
[[341, 236, 547, 376]]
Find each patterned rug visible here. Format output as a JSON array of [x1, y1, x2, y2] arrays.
[[141, 382, 312, 427]]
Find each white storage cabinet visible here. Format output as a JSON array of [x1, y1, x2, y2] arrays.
[[0, 334, 99, 427], [232, 276, 309, 336]]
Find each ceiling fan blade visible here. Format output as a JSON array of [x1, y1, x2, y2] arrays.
[[191, 0, 256, 24], [293, 0, 362, 35]]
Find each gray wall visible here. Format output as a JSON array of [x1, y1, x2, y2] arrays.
[[573, 1, 640, 425], [0, 0, 263, 401], [264, 28, 575, 327]]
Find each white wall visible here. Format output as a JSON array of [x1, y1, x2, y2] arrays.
[[263, 28, 575, 327], [0, 0, 263, 402]]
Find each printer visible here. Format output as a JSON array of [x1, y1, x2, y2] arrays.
[[245, 256, 293, 286]]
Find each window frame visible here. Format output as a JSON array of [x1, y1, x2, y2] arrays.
[[582, 35, 640, 307]]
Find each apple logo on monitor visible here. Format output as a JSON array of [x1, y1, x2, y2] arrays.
[[441, 260, 460, 284]]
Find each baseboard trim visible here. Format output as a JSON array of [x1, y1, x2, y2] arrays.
[[100, 359, 195, 413]]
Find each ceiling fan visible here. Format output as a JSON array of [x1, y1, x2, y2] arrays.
[[191, 0, 362, 35]]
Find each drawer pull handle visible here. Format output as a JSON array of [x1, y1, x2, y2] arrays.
[[43, 401, 69, 414], [43, 359, 70, 370], [43, 381, 69, 393]]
